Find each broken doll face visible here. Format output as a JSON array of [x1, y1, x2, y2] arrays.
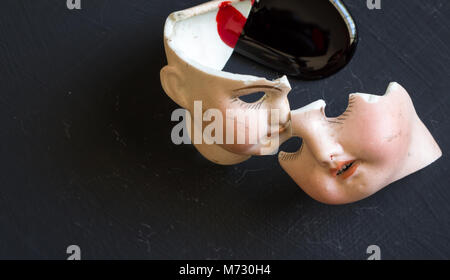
[[279, 83, 442, 204], [162, 60, 292, 156], [160, 0, 292, 163], [190, 74, 292, 156]]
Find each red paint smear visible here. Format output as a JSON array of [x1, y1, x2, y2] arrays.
[[216, 1, 247, 48]]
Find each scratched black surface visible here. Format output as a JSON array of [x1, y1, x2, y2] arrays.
[[0, 0, 449, 259]]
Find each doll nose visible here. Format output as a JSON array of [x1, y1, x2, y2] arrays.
[[304, 132, 344, 167], [290, 101, 343, 167]]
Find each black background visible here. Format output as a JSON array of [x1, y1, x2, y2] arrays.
[[0, 0, 449, 259]]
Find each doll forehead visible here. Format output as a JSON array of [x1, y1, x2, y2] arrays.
[[232, 76, 293, 91], [351, 93, 382, 103]]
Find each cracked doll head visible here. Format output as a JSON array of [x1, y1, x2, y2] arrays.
[[161, 0, 292, 165], [279, 82, 442, 204]]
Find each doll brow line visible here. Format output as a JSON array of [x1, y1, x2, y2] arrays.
[[233, 85, 282, 92]]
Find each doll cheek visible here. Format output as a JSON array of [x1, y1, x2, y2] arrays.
[[220, 115, 269, 153], [345, 115, 406, 161], [347, 135, 409, 171]]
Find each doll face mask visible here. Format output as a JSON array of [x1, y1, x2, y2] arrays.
[[161, 0, 292, 165], [279, 83, 442, 205]]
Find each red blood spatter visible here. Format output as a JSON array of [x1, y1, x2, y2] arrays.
[[216, 1, 247, 48]]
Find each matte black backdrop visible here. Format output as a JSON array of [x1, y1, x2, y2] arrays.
[[0, 0, 449, 259]]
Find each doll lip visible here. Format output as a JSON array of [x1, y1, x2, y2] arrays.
[[330, 160, 359, 179]]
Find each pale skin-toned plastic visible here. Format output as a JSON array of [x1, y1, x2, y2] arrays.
[[278, 82, 442, 205], [160, 0, 292, 165]]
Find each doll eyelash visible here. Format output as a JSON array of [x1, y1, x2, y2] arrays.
[[328, 96, 356, 125], [328, 120, 344, 125], [280, 144, 303, 161]]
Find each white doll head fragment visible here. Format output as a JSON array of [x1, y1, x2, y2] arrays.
[[279, 82, 442, 204], [161, 0, 292, 165]]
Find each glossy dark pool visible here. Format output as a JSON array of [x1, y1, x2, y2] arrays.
[[235, 0, 358, 80]]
